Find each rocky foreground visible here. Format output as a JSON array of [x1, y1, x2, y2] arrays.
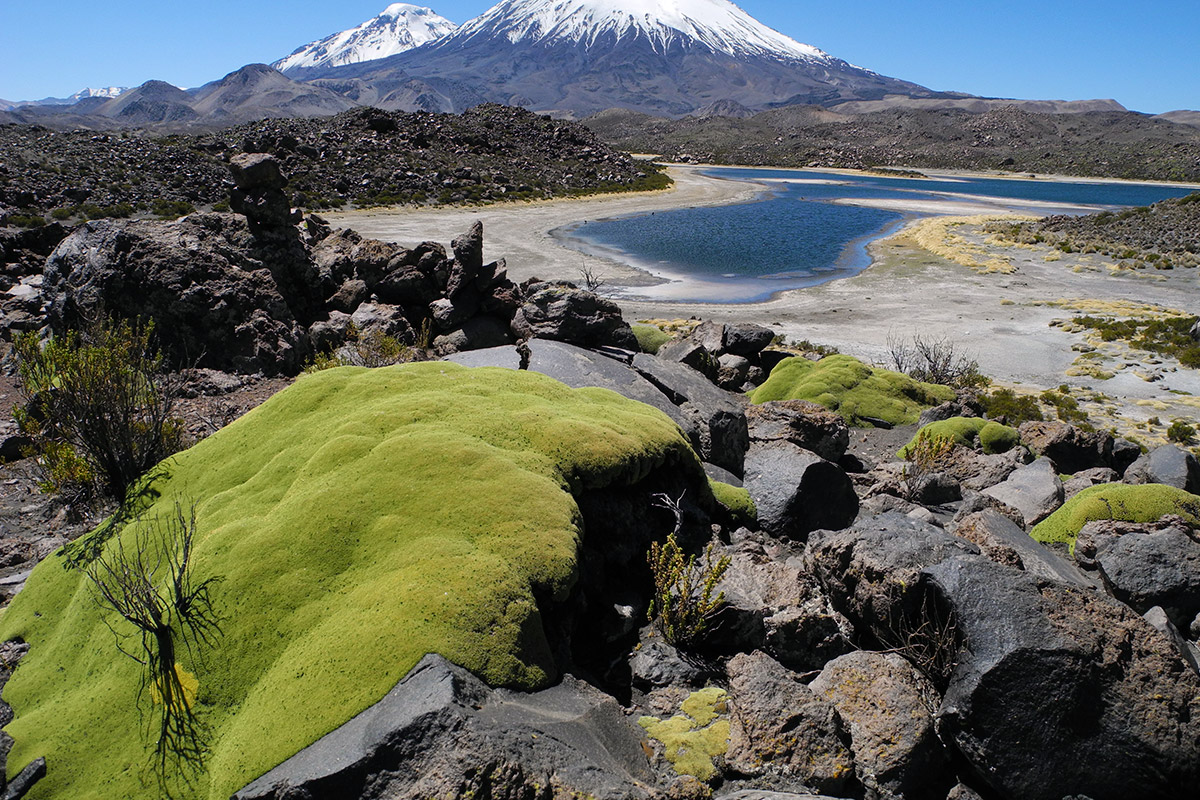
[[0, 156, 1199, 800]]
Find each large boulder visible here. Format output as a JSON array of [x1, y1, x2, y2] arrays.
[[725, 652, 856, 795], [1124, 444, 1200, 494], [43, 214, 310, 375], [924, 554, 1200, 800], [950, 509, 1095, 587], [809, 651, 952, 800], [511, 282, 638, 350], [744, 441, 858, 540], [632, 353, 749, 476], [706, 532, 854, 671], [746, 400, 850, 462], [235, 655, 655, 800], [1093, 526, 1200, 624], [980, 457, 1063, 528], [1017, 420, 1115, 474]]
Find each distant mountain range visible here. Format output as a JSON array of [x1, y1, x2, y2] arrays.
[[2, 0, 1196, 131]]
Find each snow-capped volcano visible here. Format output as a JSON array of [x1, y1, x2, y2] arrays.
[[274, 4, 456, 73], [305, 0, 943, 116], [449, 0, 833, 62]]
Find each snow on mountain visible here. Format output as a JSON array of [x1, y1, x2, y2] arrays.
[[445, 0, 833, 62], [69, 87, 127, 101], [274, 4, 457, 72]]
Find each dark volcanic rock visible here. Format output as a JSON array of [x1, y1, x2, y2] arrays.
[[743, 441, 858, 540], [43, 214, 310, 375], [925, 554, 1200, 800], [725, 651, 856, 795], [235, 654, 655, 800], [1094, 527, 1200, 623], [631, 353, 749, 476], [1124, 444, 1200, 494], [950, 509, 1094, 587], [707, 532, 853, 671], [511, 282, 638, 350], [1017, 420, 1113, 474], [746, 400, 849, 462], [809, 651, 952, 800]]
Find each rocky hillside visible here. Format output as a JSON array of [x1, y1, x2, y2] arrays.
[[988, 192, 1200, 268], [586, 104, 1200, 182], [0, 104, 667, 225]]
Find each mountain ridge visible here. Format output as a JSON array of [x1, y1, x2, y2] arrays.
[[274, 3, 457, 73]]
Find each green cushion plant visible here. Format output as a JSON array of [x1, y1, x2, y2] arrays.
[[0, 363, 704, 799]]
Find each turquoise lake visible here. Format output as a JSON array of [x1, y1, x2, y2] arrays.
[[557, 168, 1197, 303]]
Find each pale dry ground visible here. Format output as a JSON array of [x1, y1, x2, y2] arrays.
[[326, 166, 1200, 446]]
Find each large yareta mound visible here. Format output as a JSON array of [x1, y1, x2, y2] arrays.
[[749, 354, 954, 426], [1031, 482, 1200, 549], [0, 363, 703, 800]]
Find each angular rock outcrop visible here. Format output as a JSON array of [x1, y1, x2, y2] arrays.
[[746, 400, 849, 463], [1124, 444, 1200, 494], [810, 651, 952, 800], [980, 457, 1063, 528], [235, 654, 656, 800], [725, 651, 856, 795], [744, 441, 858, 540], [511, 281, 638, 350]]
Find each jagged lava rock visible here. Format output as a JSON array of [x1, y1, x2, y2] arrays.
[[1124, 444, 1200, 493], [511, 281, 638, 350], [725, 651, 856, 795], [746, 399, 849, 462], [980, 456, 1063, 527], [810, 651, 952, 800]]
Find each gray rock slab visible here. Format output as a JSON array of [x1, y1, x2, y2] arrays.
[[1124, 444, 1200, 494], [981, 456, 1063, 527], [744, 440, 858, 540], [235, 654, 654, 800], [950, 509, 1096, 588]]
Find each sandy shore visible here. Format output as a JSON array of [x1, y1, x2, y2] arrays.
[[325, 166, 1200, 443]]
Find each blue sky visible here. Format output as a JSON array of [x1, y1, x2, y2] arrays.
[[2, 1, 1197, 113]]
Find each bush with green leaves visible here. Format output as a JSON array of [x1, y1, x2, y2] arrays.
[[13, 318, 184, 503], [647, 493, 730, 648]]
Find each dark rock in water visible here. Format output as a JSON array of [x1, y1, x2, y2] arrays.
[[725, 651, 856, 795], [234, 654, 655, 800], [744, 441, 858, 540], [980, 457, 1063, 528], [950, 509, 1095, 587], [810, 651, 952, 800], [707, 533, 853, 671], [746, 400, 849, 462], [1095, 527, 1200, 623], [1018, 420, 1113, 474], [511, 282, 637, 350], [1124, 444, 1200, 494], [43, 214, 310, 375], [632, 353, 749, 476], [924, 554, 1200, 800]]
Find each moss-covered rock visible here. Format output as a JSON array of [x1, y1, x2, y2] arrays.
[[1031, 483, 1200, 549], [708, 478, 757, 527], [0, 363, 704, 800], [632, 323, 673, 355], [638, 687, 731, 781], [750, 355, 954, 427], [897, 417, 1019, 458]]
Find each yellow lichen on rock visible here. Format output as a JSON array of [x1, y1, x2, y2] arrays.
[[639, 687, 731, 782]]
